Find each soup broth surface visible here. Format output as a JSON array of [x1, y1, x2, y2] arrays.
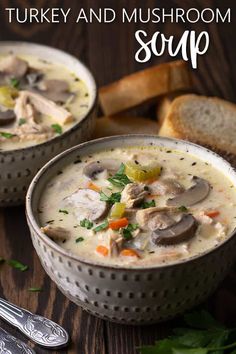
[[39, 146, 236, 267]]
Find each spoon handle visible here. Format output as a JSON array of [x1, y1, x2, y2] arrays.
[[0, 298, 69, 348], [0, 326, 36, 353]]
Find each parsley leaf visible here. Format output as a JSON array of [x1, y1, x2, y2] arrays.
[[100, 191, 121, 204], [0, 131, 16, 139], [10, 77, 20, 88], [18, 118, 26, 126], [93, 219, 109, 233], [108, 163, 131, 187], [51, 124, 62, 135], [76, 237, 84, 243], [141, 199, 156, 209], [8, 259, 28, 271], [59, 209, 69, 215], [138, 310, 235, 354], [28, 287, 42, 292], [80, 218, 93, 229], [123, 223, 139, 240]]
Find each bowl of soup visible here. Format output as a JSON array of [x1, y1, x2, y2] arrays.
[[0, 41, 97, 206], [26, 135, 236, 324]]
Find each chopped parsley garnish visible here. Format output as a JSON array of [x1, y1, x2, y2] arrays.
[[123, 223, 139, 240], [0, 131, 15, 139], [80, 218, 93, 229], [100, 191, 121, 204], [51, 124, 62, 135], [28, 287, 42, 292], [144, 186, 149, 191], [18, 118, 26, 126], [8, 259, 28, 271], [10, 77, 20, 88], [93, 219, 109, 233], [141, 199, 156, 209], [46, 220, 54, 224], [76, 237, 84, 243], [59, 209, 69, 215], [108, 163, 131, 187], [178, 205, 188, 212]]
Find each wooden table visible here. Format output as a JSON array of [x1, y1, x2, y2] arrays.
[[0, 1, 236, 353]]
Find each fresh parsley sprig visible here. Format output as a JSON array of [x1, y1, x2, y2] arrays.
[[108, 163, 131, 187], [139, 310, 236, 354], [100, 191, 121, 204]]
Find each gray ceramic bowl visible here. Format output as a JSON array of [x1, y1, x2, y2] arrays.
[[26, 135, 236, 324], [0, 41, 97, 207]]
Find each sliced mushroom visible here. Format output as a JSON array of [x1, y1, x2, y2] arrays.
[[0, 109, 16, 126], [152, 214, 198, 245], [26, 70, 43, 87], [167, 176, 210, 207], [150, 178, 184, 196], [0, 55, 28, 78], [64, 188, 109, 221], [35, 79, 73, 104], [83, 159, 121, 180], [41, 225, 70, 241], [15, 90, 73, 125]]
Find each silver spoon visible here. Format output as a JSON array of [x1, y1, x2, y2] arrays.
[[0, 298, 69, 349], [0, 326, 36, 353]]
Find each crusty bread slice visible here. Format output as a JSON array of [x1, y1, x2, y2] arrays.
[[156, 93, 180, 129], [91, 116, 158, 139], [159, 94, 236, 166], [99, 60, 192, 116]]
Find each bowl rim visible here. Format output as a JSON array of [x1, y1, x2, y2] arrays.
[[0, 40, 98, 155], [26, 134, 236, 271]]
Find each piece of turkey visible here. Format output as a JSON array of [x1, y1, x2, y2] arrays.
[[14, 90, 73, 126]]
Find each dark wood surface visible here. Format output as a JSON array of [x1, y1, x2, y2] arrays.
[[0, 1, 236, 353]]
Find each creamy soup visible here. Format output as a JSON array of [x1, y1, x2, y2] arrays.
[[39, 146, 236, 267], [0, 54, 90, 151]]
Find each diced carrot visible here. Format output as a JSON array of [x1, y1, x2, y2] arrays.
[[96, 245, 108, 256], [109, 217, 129, 230], [205, 210, 220, 218], [87, 181, 101, 192], [120, 249, 139, 257]]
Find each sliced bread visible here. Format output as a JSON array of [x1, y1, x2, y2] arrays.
[[159, 94, 236, 166], [99, 60, 192, 116]]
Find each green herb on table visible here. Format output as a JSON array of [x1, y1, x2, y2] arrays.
[[18, 118, 26, 126], [138, 310, 236, 354], [8, 259, 28, 271], [108, 163, 131, 187], [123, 223, 139, 240], [28, 287, 42, 292], [93, 219, 109, 233], [141, 200, 156, 209], [0, 132, 16, 139], [76, 237, 84, 243], [80, 218, 93, 229], [59, 209, 69, 215], [100, 191, 121, 204], [51, 123, 62, 135], [10, 77, 20, 89]]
